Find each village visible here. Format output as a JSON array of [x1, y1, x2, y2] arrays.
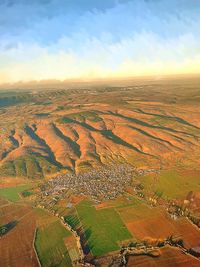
[[38, 164, 160, 206]]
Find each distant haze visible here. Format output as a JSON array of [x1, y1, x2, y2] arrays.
[[0, 74, 200, 90]]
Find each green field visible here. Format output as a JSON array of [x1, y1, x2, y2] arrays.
[[66, 200, 132, 256], [140, 170, 200, 198], [0, 184, 31, 202], [35, 219, 72, 267]]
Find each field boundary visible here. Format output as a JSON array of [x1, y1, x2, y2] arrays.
[[33, 228, 42, 267]]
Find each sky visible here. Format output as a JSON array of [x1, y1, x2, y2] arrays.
[[0, 0, 200, 84]]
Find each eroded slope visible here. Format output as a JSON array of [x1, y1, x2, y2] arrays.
[[0, 83, 200, 178]]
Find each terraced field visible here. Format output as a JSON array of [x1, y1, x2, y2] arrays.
[[0, 80, 200, 178]]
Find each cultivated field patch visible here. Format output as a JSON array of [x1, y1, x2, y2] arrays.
[[35, 218, 72, 267], [118, 204, 200, 249], [73, 200, 132, 256], [0, 184, 32, 202], [127, 246, 200, 267], [95, 195, 141, 210], [140, 170, 200, 198], [0, 204, 39, 267]]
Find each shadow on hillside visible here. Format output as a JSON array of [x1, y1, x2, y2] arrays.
[[59, 116, 153, 156], [110, 111, 198, 137], [52, 123, 81, 158], [24, 124, 63, 168], [135, 108, 200, 130]]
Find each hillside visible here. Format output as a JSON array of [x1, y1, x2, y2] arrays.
[[0, 79, 200, 178]]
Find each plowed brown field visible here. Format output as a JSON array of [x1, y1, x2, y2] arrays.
[[127, 246, 200, 267], [0, 205, 39, 267]]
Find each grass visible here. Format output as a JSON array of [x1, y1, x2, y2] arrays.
[[68, 111, 102, 122], [68, 200, 132, 256], [140, 170, 200, 198], [14, 158, 27, 177], [0, 155, 59, 179], [25, 156, 41, 178], [0, 161, 15, 176], [35, 219, 72, 267], [117, 202, 160, 222], [58, 111, 102, 124], [0, 184, 31, 202], [96, 195, 144, 210]]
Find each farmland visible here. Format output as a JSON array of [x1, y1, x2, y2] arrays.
[[0, 184, 32, 202], [0, 200, 75, 267], [0, 203, 39, 267], [35, 218, 72, 267], [118, 201, 200, 249], [66, 200, 132, 256], [61, 195, 200, 265], [139, 170, 200, 198], [127, 246, 200, 267]]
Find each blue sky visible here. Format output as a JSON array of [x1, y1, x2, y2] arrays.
[[0, 0, 200, 83]]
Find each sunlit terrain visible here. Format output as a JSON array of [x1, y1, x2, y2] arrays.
[[1, 77, 200, 267]]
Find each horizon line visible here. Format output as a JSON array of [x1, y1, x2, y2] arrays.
[[0, 72, 200, 89]]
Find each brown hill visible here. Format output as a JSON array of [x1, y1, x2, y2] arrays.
[[0, 79, 200, 178]]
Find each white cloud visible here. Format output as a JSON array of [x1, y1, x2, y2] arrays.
[[0, 0, 200, 83], [1, 31, 200, 83]]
